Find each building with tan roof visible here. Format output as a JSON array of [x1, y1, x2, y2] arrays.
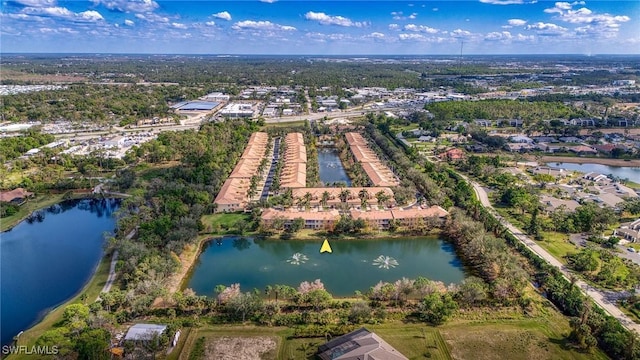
[[214, 132, 269, 213], [280, 132, 308, 188], [345, 132, 399, 187], [391, 206, 449, 228], [292, 187, 395, 208], [261, 208, 340, 230], [350, 209, 393, 229]]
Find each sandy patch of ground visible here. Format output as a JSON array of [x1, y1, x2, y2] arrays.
[[205, 337, 277, 360]]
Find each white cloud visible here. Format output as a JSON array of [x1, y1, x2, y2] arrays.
[[213, 11, 231, 21], [485, 31, 512, 41], [205, 21, 215, 26], [11, 0, 56, 7], [388, 23, 400, 30], [508, 19, 527, 26], [134, 13, 168, 23], [399, 33, 425, 41], [232, 20, 296, 31], [432, 8, 438, 12], [92, 0, 158, 13], [451, 29, 473, 38], [526, 22, 568, 36], [124, 19, 134, 26], [171, 22, 187, 29], [368, 32, 385, 39], [391, 11, 418, 20], [479, 0, 528, 5], [404, 24, 438, 34], [543, 1, 630, 38], [304, 11, 366, 27], [259, 0, 277, 3], [21, 6, 104, 22]]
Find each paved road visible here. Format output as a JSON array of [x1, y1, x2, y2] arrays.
[[97, 229, 136, 300], [464, 175, 640, 333]]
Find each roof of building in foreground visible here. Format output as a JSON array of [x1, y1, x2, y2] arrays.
[[317, 327, 408, 360]]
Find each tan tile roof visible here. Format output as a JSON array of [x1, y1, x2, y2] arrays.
[[350, 209, 393, 220], [391, 206, 449, 219], [214, 178, 249, 205], [261, 208, 340, 221]]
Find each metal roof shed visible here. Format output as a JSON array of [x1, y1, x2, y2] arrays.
[[124, 324, 167, 341]]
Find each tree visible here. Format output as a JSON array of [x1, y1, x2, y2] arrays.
[[76, 328, 111, 360], [348, 300, 371, 324], [358, 188, 369, 209], [289, 217, 304, 233], [321, 191, 330, 208], [456, 276, 488, 307], [303, 289, 332, 312], [375, 190, 391, 209], [226, 291, 263, 322], [417, 292, 457, 325]]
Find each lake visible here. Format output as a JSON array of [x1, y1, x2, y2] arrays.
[[0, 198, 119, 346], [186, 236, 465, 297], [318, 148, 351, 185], [546, 162, 640, 182]]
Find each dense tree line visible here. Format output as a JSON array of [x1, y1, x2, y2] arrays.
[[425, 99, 590, 122], [0, 130, 54, 161]]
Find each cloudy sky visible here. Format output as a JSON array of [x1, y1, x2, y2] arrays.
[[1, 0, 638, 54]]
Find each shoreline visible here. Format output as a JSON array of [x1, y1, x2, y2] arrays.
[[167, 231, 444, 297], [530, 155, 640, 167]]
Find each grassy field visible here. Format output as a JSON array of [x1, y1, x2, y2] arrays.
[[175, 300, 605, 360], [10, 253, 113, 359], [201, 213, 254, 234], [1, 193, 64, 231]]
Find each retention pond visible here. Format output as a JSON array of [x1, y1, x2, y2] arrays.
[[0, 198, 119, 346], [186, 236, 465, 297]]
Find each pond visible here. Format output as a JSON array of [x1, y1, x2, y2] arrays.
[[318, 148, 351, 186], [186, 236, 465, 297], [546, 162, 640, 182], [0, 198, 119, 346]]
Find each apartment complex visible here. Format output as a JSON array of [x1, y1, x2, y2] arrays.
[[280, 132, 307, 189], [261, 206, 448, 231], [345, 132, 399, 187], [214, 132, 269, 212], [291, 187, 395, 208]]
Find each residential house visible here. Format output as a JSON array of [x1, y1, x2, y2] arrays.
[[615, 219, 640, 243], [0, 187, 34, 205], [439, 148, 465, 161], [317, 328, 408, 360]]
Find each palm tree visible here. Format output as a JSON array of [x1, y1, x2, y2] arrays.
[[321, 191, 330, 209], [358, 188, 369, 209], [339, 188, 351, 204], [303, 192, 313, 210], [375, 190, 390, 209]]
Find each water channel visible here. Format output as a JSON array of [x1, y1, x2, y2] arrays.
[[546, 162, 640, 182], [186, 236, 465, 297], [318, 148, 351, 185], [0, 198, 119, 346]]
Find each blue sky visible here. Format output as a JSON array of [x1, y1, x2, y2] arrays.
[[1, 1, 638, 54]]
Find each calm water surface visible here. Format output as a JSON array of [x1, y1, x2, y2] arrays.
[[0, 198, 119, 346], [318, 149, 351, 185], [546, 162, 640, 182], [186, 236, 465, 297]]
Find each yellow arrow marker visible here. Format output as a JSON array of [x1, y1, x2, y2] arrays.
[[320, 239, 333, 254]]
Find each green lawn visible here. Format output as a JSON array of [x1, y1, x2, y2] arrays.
[[201, 213, 253, 234], [538, 231, 578, 261]]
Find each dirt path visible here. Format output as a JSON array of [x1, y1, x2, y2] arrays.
[[530, 155, 640, 167]]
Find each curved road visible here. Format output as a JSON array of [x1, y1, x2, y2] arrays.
[[467, 177, 640, 333]]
